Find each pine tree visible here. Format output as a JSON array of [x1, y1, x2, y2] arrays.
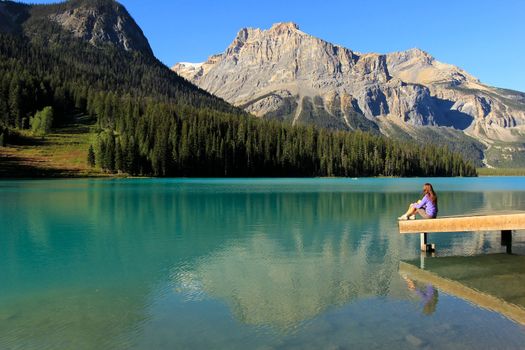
[[8, 78, 22, 128], [115, 139, 123, 172], [0, 97, 8, 126], [87, 144, 96, 167], [105, 132, 115, 172]]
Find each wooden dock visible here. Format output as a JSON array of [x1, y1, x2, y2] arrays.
[[398, 213, 525, 252]]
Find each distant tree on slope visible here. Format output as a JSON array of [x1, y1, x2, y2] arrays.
[[30, 106, 53, 137]]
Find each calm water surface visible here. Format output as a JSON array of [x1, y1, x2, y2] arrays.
[[1, 178, 525, 349]]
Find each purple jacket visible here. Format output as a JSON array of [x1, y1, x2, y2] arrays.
[[414, 194, 437, 218]]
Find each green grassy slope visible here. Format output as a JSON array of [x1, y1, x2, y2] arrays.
[[0, 115, 104, 177]]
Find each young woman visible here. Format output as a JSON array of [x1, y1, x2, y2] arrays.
[[398, 183, 438, 220]]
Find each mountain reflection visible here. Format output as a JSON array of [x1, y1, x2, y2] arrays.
[[176, 233, 380, 329]]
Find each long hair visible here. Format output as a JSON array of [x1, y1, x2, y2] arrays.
[[423, 183, 437, 205]]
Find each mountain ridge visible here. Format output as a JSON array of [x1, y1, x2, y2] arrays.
[[0, 0, 153, 55], [173, 22, 525, 165], [0, 4, 477, 177]]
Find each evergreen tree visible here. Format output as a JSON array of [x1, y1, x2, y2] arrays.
[[0, 97, 8, 126], [30, 106, 53, 136], [8, 78, 22, 128], [87, 144, 96, 167], [104, 132, 115, 172], [115, 140, 123, 172]]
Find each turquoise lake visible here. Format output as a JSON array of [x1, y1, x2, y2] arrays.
[[1, 177, 525, 349]]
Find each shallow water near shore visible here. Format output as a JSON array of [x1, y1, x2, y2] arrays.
[[1, 177, 525, 349]]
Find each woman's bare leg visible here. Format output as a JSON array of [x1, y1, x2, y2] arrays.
[[399, 205, 417, 219], [403, 205, 417, 216]]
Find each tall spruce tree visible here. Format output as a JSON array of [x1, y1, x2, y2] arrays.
[[87, 145, 96, 168]]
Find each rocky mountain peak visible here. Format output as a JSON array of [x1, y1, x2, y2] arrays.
[[269, 22, 300, 34], [173, 22, 525, 158], [47, 0, 153, 55], [405, 48, 432, 58], [0, 0, 153, 56], [401, 48, 435, 67], [386, 47, 478, 86], [173, 22, 391, 113], [227, 27, 252, 54], [227, 22, 302, 54]]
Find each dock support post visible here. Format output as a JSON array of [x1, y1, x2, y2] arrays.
[[420, 232, 435, 252], [420, 232, 427, 251], [501, 230, 512, 254]]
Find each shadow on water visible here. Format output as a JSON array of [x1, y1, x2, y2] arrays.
[[1, 179, 525, 349]]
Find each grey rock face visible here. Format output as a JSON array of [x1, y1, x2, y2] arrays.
[[0, 0, 153, 55], [173, 22, 525, 151], [47, 0, 153, 55]]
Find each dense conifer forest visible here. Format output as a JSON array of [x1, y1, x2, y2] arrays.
[[0, 1, 477, 177]]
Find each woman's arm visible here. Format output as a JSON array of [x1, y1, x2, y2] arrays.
[[413, 195, 428, 209]]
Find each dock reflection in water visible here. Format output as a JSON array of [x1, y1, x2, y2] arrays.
[[400, 253, 525, 325]]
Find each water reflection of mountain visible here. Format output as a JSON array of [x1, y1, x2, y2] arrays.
[[2, 180, 525, 346], [182, 233, 389, 329]]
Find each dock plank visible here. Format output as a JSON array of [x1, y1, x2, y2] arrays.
[[398, 213, 525, 234]]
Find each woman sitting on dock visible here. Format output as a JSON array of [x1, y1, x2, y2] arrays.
[[398, 183, 438, 220]]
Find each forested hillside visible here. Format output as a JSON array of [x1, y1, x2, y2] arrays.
[[0, 0, 476, 177]]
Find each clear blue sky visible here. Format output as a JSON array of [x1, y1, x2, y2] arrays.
[[18, 0, 525, 92]]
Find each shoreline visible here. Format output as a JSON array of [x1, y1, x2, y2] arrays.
[[0, 174, 521, 180]]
